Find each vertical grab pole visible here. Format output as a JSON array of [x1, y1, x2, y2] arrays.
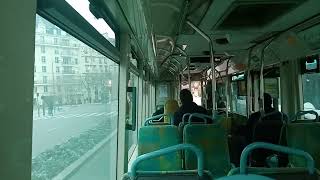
[[211, 48, 216, 112], [186, 20, 216, 113], [225, 60, 230, 117], [247, 48, 253, 116], [188, 57, 191, 90], [259, 40, 274, 112]]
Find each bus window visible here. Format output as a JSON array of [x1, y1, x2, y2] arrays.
[[264, 78, 281, 111], [32, 15, 119, 180], [182, 81, 202, 106], [231, 80, 247, 116], [127, 72, 138, 161], [302, 73, 320, 118]]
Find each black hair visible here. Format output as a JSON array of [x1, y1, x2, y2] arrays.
[[180, 89, 193, 104], [264, 93, 273, 108]]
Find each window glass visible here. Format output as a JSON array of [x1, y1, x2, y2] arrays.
[[216, 79, 227, 110], [302, 73, 320, 119], [231, 80, 247, 116], [127, 72, 138, 161], [32, 15, 119, 180], [264, 78, 281, 111], [65, 0, 116, 46]]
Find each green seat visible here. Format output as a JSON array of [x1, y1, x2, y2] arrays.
[[228, 142, 319, 180], [137, 125, 182, 171], [183, 124, 231, 178], [287, 122, 320, 169], [228, 167, 319, 180], [124, 144, 213, 180]]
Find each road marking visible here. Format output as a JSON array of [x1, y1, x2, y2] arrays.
[[84, 113, 97, 117], [47, 128, 57, 133], [93, 112, 105, 116]]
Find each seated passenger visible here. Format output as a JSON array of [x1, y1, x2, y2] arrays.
[[173, 89, 209, 126], [246, 93, 288, 167], [152, 106, 164, 117], [164, 99, 179, 123]]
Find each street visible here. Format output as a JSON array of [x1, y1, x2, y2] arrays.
[[32, 102, 118, 157]]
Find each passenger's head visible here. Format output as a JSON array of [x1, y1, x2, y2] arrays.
[[264, 93, 273, 109], [180, 89, 193, 105]]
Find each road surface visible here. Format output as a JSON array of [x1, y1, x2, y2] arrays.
[[32, 102, 118, 157]]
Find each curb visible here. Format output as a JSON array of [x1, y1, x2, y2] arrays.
[[52, 129, 117, 180]]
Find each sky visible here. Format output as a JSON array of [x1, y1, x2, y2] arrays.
[[65, 0, 115, 39]]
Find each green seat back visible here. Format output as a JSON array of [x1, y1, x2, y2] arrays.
[[287, 123, 320, 169], [183, 124, 231, 178], [123, 170, 213, 180], [228, 167, 319, 180], [138, 125, 182, 171]]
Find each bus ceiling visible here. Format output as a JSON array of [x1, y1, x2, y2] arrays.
[[137, 0, 320, 80]]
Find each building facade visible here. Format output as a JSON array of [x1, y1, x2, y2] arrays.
[[34, 15, 117, 106]]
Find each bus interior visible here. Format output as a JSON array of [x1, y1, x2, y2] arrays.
[[2, 0, 320, 179]]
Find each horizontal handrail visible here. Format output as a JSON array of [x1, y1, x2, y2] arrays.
[[144, 114, 169, 126], [240, 142, 315, 175], [188, 113, 212, 124], [130, 144, 204, 177], [292, 110, 319, 122]]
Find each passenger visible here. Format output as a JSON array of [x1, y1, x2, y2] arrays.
[[246, 93, 288, 167], [163, 99, 179, 123], [152, 106, 164, 117], [173, 89, 209, 126]]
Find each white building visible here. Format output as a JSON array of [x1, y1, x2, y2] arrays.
[[34, 15, 117, 106]]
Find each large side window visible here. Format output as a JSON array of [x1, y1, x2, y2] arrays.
[[302, 73, 320, 117], [32, 15, 119, 180], [231, 74, 247, 116]]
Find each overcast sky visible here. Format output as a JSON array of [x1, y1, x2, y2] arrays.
[[65, 0, 115, 39]]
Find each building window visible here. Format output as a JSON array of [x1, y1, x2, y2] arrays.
[[104, 59, 107, 64], [55, 49, 59, 54], [91, 57, 95, 63], [57, 86, 61, 92], [41, 46, 45, 53], [62, 57, 71, 64], [75, 58, 78, 64], [56, 76, 61, 81], [56, 67, 60, 73], [99, 59, 102, 64], [41, 56, 46, 63], [61, 39, 69, 46], [54, 38, 58, 45], [40, 36, 44, 43], [43, 76, 47, 83], [85, 57, 89, 63], [44, 86, 48, 92], [63, 66, 73, 74], [85, 65, 90, 72], [42, 66, 46, 72], [55, 57, 59, 63]]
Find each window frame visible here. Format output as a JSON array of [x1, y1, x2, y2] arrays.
[[37, 0, 120, 63]]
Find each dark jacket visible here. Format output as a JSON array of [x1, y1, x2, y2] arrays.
[[173, 102, 208, 126]]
